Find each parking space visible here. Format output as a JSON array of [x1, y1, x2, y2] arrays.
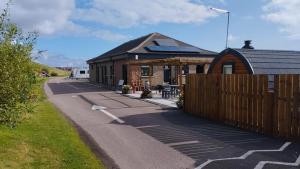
[[121, 110, 300, 169], [47, 78, 300, 169]]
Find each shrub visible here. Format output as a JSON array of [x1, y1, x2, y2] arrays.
[[41, 68, 49, 74], [0, 5, 38, 126], [122, 85, 131, 94], [176, 93, 184, 109], [140, 88, 152, 99], [50, 72, 58, 77]]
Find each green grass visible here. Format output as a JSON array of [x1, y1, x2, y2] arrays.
[[33, 63, 70, 77], [0, 79, 105, 169], [47, 66, 70, 77]]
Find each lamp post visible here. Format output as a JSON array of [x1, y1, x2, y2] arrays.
[[210, 7, 230, 48]]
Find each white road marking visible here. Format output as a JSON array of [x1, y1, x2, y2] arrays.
[[71, 95, 78, 98], [167, 140, 200, 146], [136, 125, 160, 129], [254, 155, 300, 169], [100, 109, 125, 124], [195, 142, 291, 169], [91, 105, 107, 110], [90, 105, 125, 124]]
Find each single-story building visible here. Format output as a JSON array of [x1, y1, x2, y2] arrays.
[[208, 40, 300, 75], [87, 32, 218, 87]]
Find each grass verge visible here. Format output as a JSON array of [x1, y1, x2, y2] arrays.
[[0, 79, 105, 169]]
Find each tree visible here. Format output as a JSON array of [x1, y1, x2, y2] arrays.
[[0, 4, 38, 126]]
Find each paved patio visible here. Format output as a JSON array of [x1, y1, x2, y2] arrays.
[[118, 90, 178, 108]]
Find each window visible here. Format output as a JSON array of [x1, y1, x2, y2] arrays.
[[80, 70, 85, 74], [182, 65, 189, 75], [222, 64, 233, 74], [196, 65, 204, 74], [141, 65, 153, 76]]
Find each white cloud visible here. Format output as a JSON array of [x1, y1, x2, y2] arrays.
[[0, 0, 128, 41], [33, 51, 87, 67], [62, 22, 130, 41], [262, 0, 300, 39], [1, 0, 217, 41], [1, 0, 75, 35], [73, 0, 217, 28]]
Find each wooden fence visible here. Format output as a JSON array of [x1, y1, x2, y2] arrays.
[[184, 74, 300, 140]]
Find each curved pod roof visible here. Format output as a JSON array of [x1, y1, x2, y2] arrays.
[[209, 48, 300, 74]]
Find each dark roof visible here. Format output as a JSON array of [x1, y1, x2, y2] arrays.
[[215, 48, 300, 74], [87, 32, 217, 63]]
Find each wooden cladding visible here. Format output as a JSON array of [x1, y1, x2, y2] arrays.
[[209, 54, 251, 74], [184, 74, 300, 140]]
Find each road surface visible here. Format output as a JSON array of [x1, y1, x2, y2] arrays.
[[45, 77, 300, 169]]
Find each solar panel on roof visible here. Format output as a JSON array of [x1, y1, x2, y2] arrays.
[[153, 39, 179, 46], [146, 46, 200, 53]]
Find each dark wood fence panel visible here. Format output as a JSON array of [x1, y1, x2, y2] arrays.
[[184, 74, 300, 140], [273, 75, 300, 139]]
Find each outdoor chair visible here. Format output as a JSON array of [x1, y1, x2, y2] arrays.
[[117, 80, 124, 91], [155, 85, 164, 93], [170, 85, 180, 97], [162, 85, 171, 99]]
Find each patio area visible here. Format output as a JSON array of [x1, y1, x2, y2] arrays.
[[117, 90, 178, 108]]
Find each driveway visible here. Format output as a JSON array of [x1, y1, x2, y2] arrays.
[[45, 78, 300, 169]]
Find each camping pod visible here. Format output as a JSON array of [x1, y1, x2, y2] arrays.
[[208, 41, 300, 75]]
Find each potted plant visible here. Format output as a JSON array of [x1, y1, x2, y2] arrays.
[[176, 93, 184, 109], [122, 85, 132, 94], [140, 88, 152, 98]]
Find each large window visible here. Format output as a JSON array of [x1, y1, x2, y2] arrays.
[[222, 64, 233, 74], [141, 65, 153, 76]]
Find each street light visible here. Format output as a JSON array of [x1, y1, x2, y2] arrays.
[[210, 7, 230, 48]]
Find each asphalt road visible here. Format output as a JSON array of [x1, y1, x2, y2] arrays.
[[45, 77, 300, 169]]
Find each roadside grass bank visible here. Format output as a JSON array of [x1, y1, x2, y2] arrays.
[[33, 63, 71, 77], [0, 78, 105, 169]]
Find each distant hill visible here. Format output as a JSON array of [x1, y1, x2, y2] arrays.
[[33, 63, 70, 77]]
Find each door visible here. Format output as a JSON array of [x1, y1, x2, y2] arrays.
[[122, 64, 128, 85], [164, 65, 171, 84]]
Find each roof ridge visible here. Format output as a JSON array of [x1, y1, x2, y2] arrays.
[[128, 32, 157, 52], [160, 33, 217, 53], [87, 33, 154, 62], [233, 48, 300, 53]]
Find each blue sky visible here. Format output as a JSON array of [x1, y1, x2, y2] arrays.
[[1, 0, 300, 67]]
